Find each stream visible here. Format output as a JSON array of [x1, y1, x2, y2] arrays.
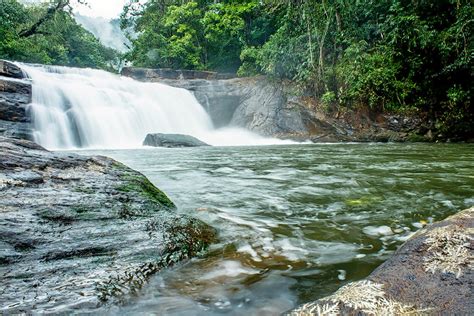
[[75, 142, 474, 315]]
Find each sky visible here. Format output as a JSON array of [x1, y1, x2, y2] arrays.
[[72, 0, 129, 19]]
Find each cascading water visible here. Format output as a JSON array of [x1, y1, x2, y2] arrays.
[[20, 64, 290, 149]]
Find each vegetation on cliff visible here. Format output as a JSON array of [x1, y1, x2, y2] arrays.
[[122, 0, 472, 139], [0, 0, 118, 69]]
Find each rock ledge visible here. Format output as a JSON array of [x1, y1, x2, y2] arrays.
[[0, 137, 215, 313]]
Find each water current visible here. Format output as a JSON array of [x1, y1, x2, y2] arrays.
[[76, 143, 474, 315]]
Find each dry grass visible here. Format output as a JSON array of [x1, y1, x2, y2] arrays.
[[423, 226, 473, 278], [289, 280, 430, 316]]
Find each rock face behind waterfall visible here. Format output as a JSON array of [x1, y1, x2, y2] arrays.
[[0, 60, 33, 140], [287, 207, 473, 315], [144, 133, 210, 148], [0, 137, 215, 313], [123, 67, 431, 143]]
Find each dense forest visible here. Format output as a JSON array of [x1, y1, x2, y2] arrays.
[[121, 0, 472, 139], [0, 0, 117, 69], [0, 0, 472, 139]]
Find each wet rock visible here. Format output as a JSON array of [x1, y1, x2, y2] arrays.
[[0, 60, 27, 79], [286, 207, 473, 315], [123, 68, 428, 142], [0, 60, 33, 139], [138, 76, 312, 136], [143, 133, 210, 148], [122, 67, 234, 80], [0, 136, 216, 313]]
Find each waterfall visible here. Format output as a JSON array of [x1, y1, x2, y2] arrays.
[[20, 64, 290, 149]]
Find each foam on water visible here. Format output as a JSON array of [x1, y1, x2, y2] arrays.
[[19, 64, 292, 149]]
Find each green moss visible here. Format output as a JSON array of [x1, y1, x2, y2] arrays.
[[117, 176, 175, 209], [407, 133, 428, 142], [113, 161, 175, 209]]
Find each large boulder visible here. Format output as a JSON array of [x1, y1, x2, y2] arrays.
[[0, 60, 27, 79], [143, 133, 210, 148], [0, 60, 33, 139], [0, 137, 215, 313], [287, 207, 473, 315]]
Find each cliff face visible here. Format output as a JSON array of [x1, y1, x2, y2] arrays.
[[0, 60, 33, 140], [122, 67, 431, 142]]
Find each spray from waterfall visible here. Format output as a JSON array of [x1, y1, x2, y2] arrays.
[[20, 64, 291, 149]]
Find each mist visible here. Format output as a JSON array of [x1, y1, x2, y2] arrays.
[[74, 14, 130, 52]]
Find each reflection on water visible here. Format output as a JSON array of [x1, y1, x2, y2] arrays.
[[77, 143, 474, 315]]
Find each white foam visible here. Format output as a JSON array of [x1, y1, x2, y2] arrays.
[[19, 63, 294, 149], [199, 261, 258, 280], [363, 225, 393, 237]]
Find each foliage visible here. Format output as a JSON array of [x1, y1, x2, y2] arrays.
[[0, 0, 119, 70], [122, 0, 277, 73], [123, 0, 472, 138], [2, 0, 472, 139]]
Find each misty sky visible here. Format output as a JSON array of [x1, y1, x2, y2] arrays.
[[72, 0, 129, 19]]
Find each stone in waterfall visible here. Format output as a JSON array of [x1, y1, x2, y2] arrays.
[[0, 136, 215, 313], [0, 60, 33, 140], [143, 133, 210, 148]]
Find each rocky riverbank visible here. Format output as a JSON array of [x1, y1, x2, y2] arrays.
[[0, 137, 215, 313], [287, 207, 473, 315], [122, 67, 434, 143]]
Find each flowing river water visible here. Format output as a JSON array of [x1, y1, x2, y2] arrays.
[[75, 143, 474, 315]]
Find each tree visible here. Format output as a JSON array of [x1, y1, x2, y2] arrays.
[[0, 0, 119, 70]]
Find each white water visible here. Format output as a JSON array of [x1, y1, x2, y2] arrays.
[[21, 64, 292, 149]]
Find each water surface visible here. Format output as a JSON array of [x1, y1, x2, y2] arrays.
[[77, 143, 474, 315]]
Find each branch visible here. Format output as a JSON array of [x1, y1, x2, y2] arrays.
[[19, 0, 70, 38]]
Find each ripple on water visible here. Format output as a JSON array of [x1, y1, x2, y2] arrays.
[[73, 143, 474, 315]]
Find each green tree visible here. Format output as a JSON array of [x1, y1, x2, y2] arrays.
[[0, 0, 119, 70]]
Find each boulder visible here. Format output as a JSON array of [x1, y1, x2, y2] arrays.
[[0, 136, 215, 313], [143, 133, 210, 148], [0, 60, 27, 79], [287, 207, 473, 315], [0, 77, 32, 122], [0, 60, 33, 139]]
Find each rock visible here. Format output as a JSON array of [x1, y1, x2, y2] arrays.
[[143, 133, 210, 148], [0, 136, 215, 313], [123, 68, 429, 142], [0, 60, 27, 79], [142, 76, 314, 136], [0, 60, 33, 139], [122, 67, 234, 81], [286, 207, 473, 315], [0, 77, 32, 122], [0, 120, 33, 140]]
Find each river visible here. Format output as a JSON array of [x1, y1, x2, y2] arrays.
[[75, 142, 474, 315]]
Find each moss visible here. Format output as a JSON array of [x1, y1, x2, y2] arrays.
[[113, 161, 175, 209], [407, 133, 428, 142], [117, 176, 175, 209], [97, 217, 216, 303]]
